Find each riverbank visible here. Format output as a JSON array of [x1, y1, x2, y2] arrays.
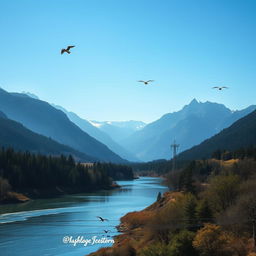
[[0, 182, 121, 205], [87, 158, 256, 256], [87, 191, 180, 256], [0, 191, 30, 204], [0, 177, 168, 256]]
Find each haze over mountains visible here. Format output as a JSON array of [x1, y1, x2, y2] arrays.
[[0, 111, 96, 161], [89, 120, 146, 144], [0, 88, 255, 163], [52, 104, 140, 162], [120, 99, 256, 161], [178, 109, 256, 160], [0, 88, 125, 163]]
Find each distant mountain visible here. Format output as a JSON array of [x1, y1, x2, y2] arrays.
[[22, 91, 40, 100], [121, 99, 256, 161], [0, 111, 96, 161], [217, 105, 256, 129], [178, 110, 256, 160], [90, 120, 146, 143], [0, 88, 125, 163], [52, 105, 139, 162]]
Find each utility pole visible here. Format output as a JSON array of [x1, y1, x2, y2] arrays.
[[171, 140, 179, 171]]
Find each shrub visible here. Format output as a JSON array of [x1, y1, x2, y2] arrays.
[[140, 243, 171, 256], [193, 224, 230, 256], [206, 174, 240, 213], [169, 230, 198, 256]]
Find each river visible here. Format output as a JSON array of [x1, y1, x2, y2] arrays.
[[0, 177, 168, 256]]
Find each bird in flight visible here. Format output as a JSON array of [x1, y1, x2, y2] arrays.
[[97, 216, 109, 222], [212, 86, 228, 90], [103, 230, 110, 233], [138, 80, 154, 85], [61, 45, 75, 55]]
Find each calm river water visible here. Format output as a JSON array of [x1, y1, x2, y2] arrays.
[[0, 177, 168, 256]]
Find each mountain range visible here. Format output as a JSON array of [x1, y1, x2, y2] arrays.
[[120, 99, 256, 161], [178, 109, 256, 160], [52, 105, 140, 162], [1, 88, 255, 163], [0, 88, 125, 163], [89, 120, 146, 143], [0, 111, 95, 161]]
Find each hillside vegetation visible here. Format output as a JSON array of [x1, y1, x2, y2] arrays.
[[88, 148, 256, 256], [0, 148, 134, 203]]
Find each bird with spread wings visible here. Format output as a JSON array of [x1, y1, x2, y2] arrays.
[[61, 45, 75, 55], [212, 86, 229, 90], [138, 80, 154, 85]]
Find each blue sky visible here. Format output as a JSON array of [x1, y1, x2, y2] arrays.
[[0, 0, 256, 122]]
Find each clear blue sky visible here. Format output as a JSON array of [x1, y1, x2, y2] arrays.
[[0, 0, 255, 122]]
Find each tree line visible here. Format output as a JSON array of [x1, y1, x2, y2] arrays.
[[0, 147, 134, 201]]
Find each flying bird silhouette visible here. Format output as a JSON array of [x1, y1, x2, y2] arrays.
[[138, 80, 154, 85], [97, 216, 109, 222], [61, 45, 75, 55], [103, 230, 110, 233], [212, 86, 228, 90]]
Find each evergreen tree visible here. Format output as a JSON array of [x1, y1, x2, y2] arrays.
[[196, 199, 213, 224], [179, 168, 196, 194], [184, 194, 198, 231]]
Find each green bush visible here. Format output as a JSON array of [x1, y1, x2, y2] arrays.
[[140, 243, 171, 256], [169, 230, 198, 256]]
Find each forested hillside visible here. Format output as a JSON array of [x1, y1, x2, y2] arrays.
[[0, 148, 134, 202], [90, 147, 256, 256]]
